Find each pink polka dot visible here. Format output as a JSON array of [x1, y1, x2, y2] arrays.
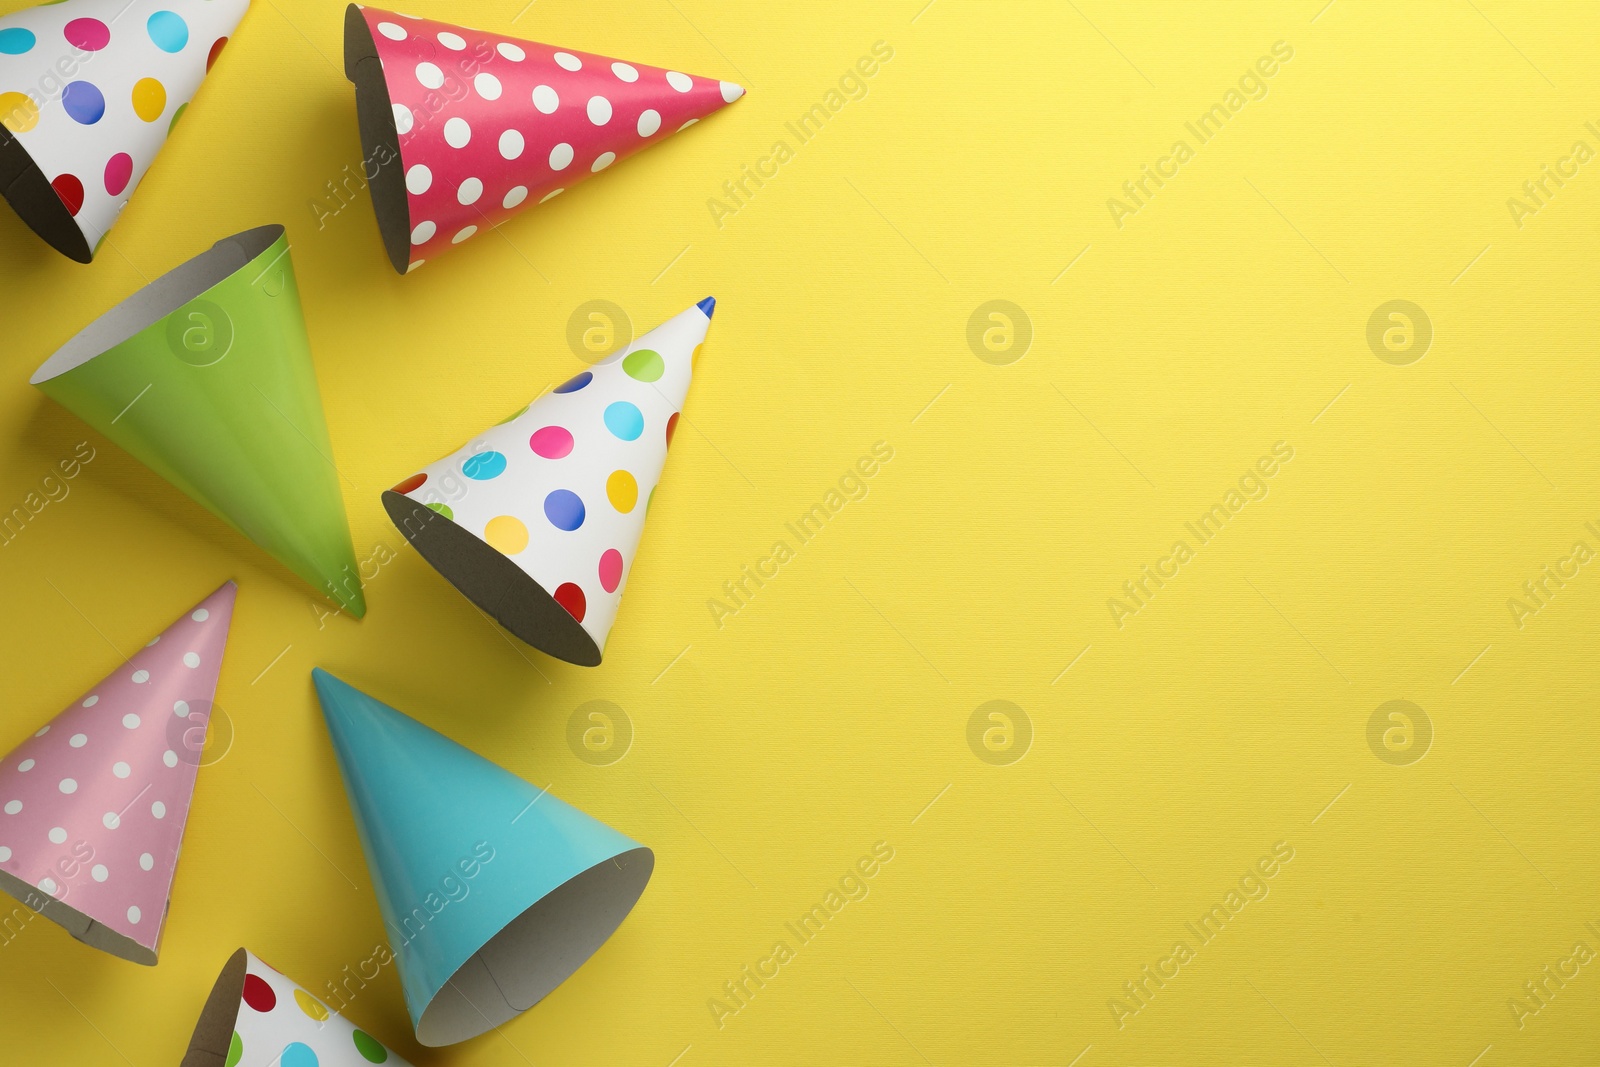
[[63, 18, 110, 51], [598, 549, 623, 593], [103, 152, 132, 196], [529, 425, 573, 459]]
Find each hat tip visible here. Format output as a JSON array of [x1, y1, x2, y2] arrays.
[[697, 296, 716, 318]]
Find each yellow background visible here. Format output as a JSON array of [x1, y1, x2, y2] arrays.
[[2, 0, 1598, 1063]]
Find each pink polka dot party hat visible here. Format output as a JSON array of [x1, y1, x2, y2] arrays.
[[383, 298, 714, 665], [0, 0, 248, 262], [343, 4, 744, 273], [0, 580, 235, 965]]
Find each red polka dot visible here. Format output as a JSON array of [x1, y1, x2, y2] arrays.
[[665, 412, 679, 447], [529, 426, 573, 459], [392, 472, 426, 494], [206, 36, 228, 72], [553, 582, 586, 622], [63, 18, 110, 51], [103, 152, 131, 195], [241, 973, 276, 1012], [50, 173, 83, 216], [598, 549, 623, 593]]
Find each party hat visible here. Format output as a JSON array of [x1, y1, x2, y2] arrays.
[[0, 0, 248, 262], [383, 299, 712, 665], [312, 669, 654, 1046], [32, 225, 366, 617], [344, 4, 744, 272], [181, 947, 414, 1067], [0, 580, 235, 964]]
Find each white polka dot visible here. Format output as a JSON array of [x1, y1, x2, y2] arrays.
[[183, 652, 200, 669], [452, 225, 478, 244], [163, 750, 178, 768], [146, 636, 160, 646], [499, 129, 525, 159], [406, 163, 432, 194], [392, 103, 413, 135], [3, 801, 19, 815], [139, 853, 153, 871], [532, 85, 559, 114], [377, 21, 406, 40], [497, 42, 525, 61], [126, 905, 141, 924], [47, 828, 65, 845], [69, 734, 86, 748], [678, 118, 698, 132], [112, 762, 130, 779], [437, 30, 466, 50], [406, 260, 425, 273], [475, 73, 502, 100], [587, 95, 612, 125], [457, 177, 482, 205], [39, 877, 57, 896], [151, 802, 166, 819], [410, 220, 436, 244], [667, 70, 693, 92], [191, 608, 209, 622], [131, 670, 149, 684], [444, 117, 471, 148], [612, 61, 639, 82], [173, 701, 189, 718], [503, 185, 528, 209], [416, 62, 444, 89], [122, 714, 140, 730], [721, 80, 745, 102], [91, 864, 107, 882], [81, 695, 97, 707], [16, 760, 33, 773], [637, 109, 661, 136], [555, 51, 581, 71], [540, 188, 564, 203], [58, 779, 76, 795], [591, 152, 616, 172], [549, 142, 573, 170], [33, 726, 48, 737], [0, 848, 10, 862], [102, 812, 120, 829]]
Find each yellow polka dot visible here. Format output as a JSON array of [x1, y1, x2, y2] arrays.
[[483, 515, 529, 554], [132, 78, 166, 122], [0, 92, 38, 133], [606, 470, 638, 513], [294, 989, 329, 1022]]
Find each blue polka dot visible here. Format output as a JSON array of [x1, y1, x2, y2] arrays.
[[603, 402, 644, 441], [146, 10, 188, 52], [0, 28, 36, 54], [553, 371, 592, 394], [61, 81, 104, 124], [280, 1043, 319, 1067], [462, 451, 507, 480], [543, 490, 585, 531]]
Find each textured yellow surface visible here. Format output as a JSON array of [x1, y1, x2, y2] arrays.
[[2, 0, 1599, 1064]]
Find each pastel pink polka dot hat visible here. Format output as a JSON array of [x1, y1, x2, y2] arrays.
[[0, 0, 249, 262], [383, 299, 713, 665], [343, 4, 744, 273], [0, 580, 235, 964]]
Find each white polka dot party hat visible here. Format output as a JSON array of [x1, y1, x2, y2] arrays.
[[384, 299, 713, 665], [343, 5, 744, 273], [0, 0, 249, 262], [0, 580, 235, 965], [181, 948, 415, 1067]]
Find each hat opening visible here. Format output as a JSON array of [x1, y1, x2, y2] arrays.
[[0, 867, 158, 965], [180, 948, 248, 1066], [344, 4, 413, 275], [416, 847, 654, 1046], [382, 491, 604, 666], [0, 128, 93, 263]]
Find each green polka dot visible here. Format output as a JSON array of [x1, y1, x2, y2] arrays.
[[497, 403, 528, 425], [168, 101, 187, 133], [427, 502, 453, 521], [352, 1029, 388, 1063], [622, 348, 664, 382], [225, 1032, 243, 1067]]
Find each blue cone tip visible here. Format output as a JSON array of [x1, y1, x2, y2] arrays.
[[697, 296, 716, 318]]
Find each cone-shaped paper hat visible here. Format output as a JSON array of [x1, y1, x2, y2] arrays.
[[32, 225, 366, 617], [0, 581, 234, 964], [0, 0, 248, 262], [182, 947, 415, 1067], [383, 299, 712, 665], [344, 5, 743, 273], [312, 669, 653, 1046]]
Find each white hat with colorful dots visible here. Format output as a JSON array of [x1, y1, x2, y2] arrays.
[[0, 0, 248, 262], [383, 299, 714, 666]]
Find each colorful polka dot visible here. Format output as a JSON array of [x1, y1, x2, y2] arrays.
[[146, 10, 188, 53], [131, 77, 166, 121], [351, 1029, 389, 1063], [61, 81, 104, 125], [0, 92, 38, 133], [104, 153, 132, 195], [463, 451, 507, 480], [606, 470, 638, 512], [483, 515, 528, 554], [393, 472, 426, 494], [51, 173, 83, 215], [0, 28, 36, 54], [426, 502, 453, 520], [206, 36, 228, 71], [168, 102, 187, 132], [280, 1041, 318, 1067], [498, 404, 530, 425], [666, 411, 680, 446], [604, 402, 644, 441], [544, 490, 585, 531], [294, 988, 330, 1021], [554, 371, 592, 393], [599, 549, 624, 592], [225, 1032, 242, 1067], [62, 19, 108, 51], [623, 349, 664, 382], [553, 582, 586, 620], [530, 426, 574, 458]]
